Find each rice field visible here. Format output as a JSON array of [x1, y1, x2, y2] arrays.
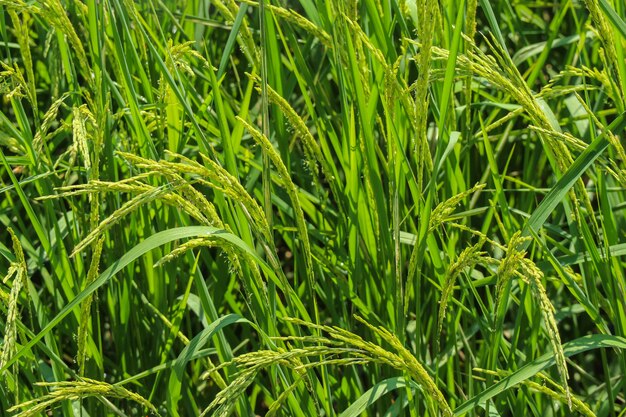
[[1, 0, 626, 416]]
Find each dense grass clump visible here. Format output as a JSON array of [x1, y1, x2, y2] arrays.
[[1, 0, 626, 416]]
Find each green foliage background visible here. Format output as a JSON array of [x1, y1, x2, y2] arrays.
[[1, 0, 626, 416]]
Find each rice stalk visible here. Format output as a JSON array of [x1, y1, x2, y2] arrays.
[[200, 344, 329, 417], [7, 378, 161, 417], [470, 107, 525, 139], [247, 73, 335, 188], [341, 13, 430, 175], [31, 93, 71, 165], [240, 0, 332, 48], [475, 369, 589, 416], [69, 183, 188, 256], [115, 150, 272, 244], [0, 228, 28, 373], [495, 232, 531, 317], [44, 169, 223, 256], [516, 258, 571, 407], [40, 175, 153, 198], [237, 117, 315, 296], [429, 183, 485, 231], [202, 316, 453, 417], [0, 0, 38, 13], [447, 222, 507, 251], [72, 106, 93, 170], [429, 37, 564, 147], [414, 0, 438, 191], [581, 0, 626, 104], [8, 10, 37, 116], [39, 0, 91, 81], [464, 0, 478, 130], [76, 237, 104, 376], [544, 65, 612, 96], [116, 152, 223, 226], [264, 376, 305, 417], [437, 239, 487, 340], [528, 126, 588, 152], [0, 62, 31, 108], [495, 232, 571, 407]]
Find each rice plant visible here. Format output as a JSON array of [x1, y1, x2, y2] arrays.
[[1, 0, 626, 416]]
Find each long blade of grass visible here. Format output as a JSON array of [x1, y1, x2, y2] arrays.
[[0, 148, 49, 253], [167, 314, 253, 414], [477, 0, 510, 54], [0, 226, 269, 373], [217, 4, 248, 80], [339, 377, 418, 417], [453, 334, 626, 416], [520, 111, 626, 248]]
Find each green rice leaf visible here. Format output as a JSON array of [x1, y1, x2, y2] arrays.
[[521, 111, 626, 249], [453, 334, 626, 416], [167, 314, 253, 415], [0, 226, 266, 373], [339, 377, 418, 417]]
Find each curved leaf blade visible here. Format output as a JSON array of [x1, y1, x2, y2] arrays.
[[167, 314, 251, 414], [521, 111, 626, 249], [454, 334, 626, 416], [0, 226, 264, 373], [339, 377, 418, 417]]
